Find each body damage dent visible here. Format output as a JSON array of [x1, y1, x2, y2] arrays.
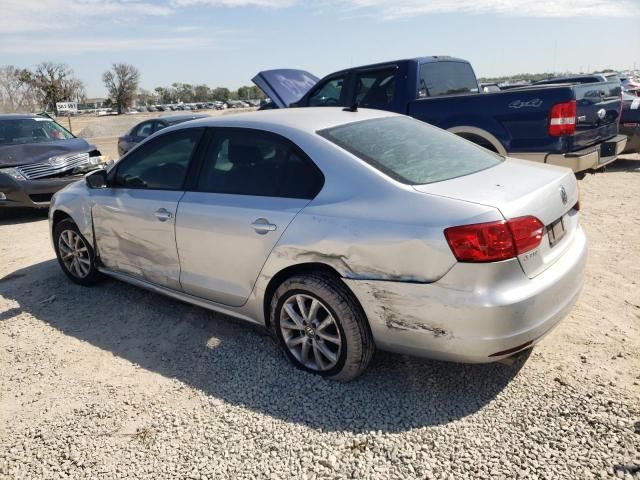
[[347, 280, 451, 338]]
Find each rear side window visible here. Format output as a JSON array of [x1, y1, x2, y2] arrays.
[[135, 122, 154, 138], [355, 69, 396, 108], [197, 130, 323, 199], [418, 62, 479, 98], [318, 116, 502, 185], [308, 77, 345, 107]]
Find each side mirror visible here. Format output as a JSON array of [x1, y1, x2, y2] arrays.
[[86, 169, 108, 189]]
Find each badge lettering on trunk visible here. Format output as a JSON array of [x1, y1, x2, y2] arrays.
[[560, 185, 568, 206]]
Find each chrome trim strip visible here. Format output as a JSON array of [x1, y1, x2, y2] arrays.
[[16, 152, 91, 179]]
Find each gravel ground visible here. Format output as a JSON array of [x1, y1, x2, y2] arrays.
[[1, 156, 639, 479]]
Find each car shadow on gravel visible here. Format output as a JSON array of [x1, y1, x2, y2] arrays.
[[1, 259, 530, 433], [605, 157, 640, 172], [0, 208, 48, 226]]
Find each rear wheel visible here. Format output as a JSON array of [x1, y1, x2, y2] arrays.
[[270, 272, 374, 382], [53, 218, 104, 286]]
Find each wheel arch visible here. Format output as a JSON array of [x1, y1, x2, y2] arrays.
[[447, 126, 507, 156], [262, 262, 366, 331]]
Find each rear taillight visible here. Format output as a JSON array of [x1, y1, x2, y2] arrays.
[[445, 216, 544, 263], [549, 100, 576, 136]]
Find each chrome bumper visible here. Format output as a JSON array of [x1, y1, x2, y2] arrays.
[[345, 226, 587, 363], [513, 135, 628, 172]]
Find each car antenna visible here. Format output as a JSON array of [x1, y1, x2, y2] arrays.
[[343, 101, 359, 112]]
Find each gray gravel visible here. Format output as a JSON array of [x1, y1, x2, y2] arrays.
[[1, 158, 640, 479]]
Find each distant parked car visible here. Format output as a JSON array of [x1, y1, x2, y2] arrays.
[[0, 114, 107, 210], [50, 108, 586, 381], [117, 114, 208, 157], [620, 93, 640, 153]]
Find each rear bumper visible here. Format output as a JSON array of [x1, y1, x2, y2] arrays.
[[0, 175, 82, 209], [620, 123, 640, 154], [344, 226, 587, 363], [513, 134, 628, 172]]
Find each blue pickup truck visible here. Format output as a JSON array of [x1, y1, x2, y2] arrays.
[[253, 56, 627, 172]]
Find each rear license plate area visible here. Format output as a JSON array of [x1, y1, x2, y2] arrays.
[[547, 217, 566, 247], [600, 141, 616, 161]]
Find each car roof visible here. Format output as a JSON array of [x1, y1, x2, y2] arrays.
[[0, 114, 46, 120], [158, 114, 208, 124], [180, 107, 399, 134], [321, 56, 467, 78]]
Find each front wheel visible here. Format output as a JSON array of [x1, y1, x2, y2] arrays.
[[53, 218, 104, 286], [270, 273, 374, 382]]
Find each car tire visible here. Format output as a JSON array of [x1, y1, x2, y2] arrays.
[[270, 272, 374, 382], [53, 218, 104, 286]]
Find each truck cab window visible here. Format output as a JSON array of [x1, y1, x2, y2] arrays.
[[355, 69, 396, 108], [308, 77, 345, 107], [419, 62, 479, 98]]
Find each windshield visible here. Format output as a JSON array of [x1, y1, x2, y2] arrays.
[[0, 118, 74, 146], [318, 116, 502, 185]]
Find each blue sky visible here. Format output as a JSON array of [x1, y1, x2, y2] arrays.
[[1, 0, 639, 97]]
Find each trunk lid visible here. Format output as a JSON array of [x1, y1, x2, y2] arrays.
[[252, 69, 319, 109], [572, 80, 622, 149], [414, 158, 579, 278]]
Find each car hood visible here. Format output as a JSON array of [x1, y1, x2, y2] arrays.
[[0, 138, 95, 167], [252, 69, 319, 109]]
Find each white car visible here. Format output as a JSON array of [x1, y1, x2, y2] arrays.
[[49, 108, 586, 382]]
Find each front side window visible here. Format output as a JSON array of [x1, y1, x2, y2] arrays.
[[0, 118, 73, 146], [318, 116, 502, 185], [197, 130, 323, 199], [355, 69, 396, 107], [308, 77, 345, 107], [114, 129, 202, 189], [418, 62, 479, 98]]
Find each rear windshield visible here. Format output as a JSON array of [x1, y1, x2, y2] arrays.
[[318, 116, 502, 185], [419, 62, 479, 98], [0, 118, 74, 146]]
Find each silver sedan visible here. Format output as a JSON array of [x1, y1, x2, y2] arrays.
[[49, 108, 586, 382]]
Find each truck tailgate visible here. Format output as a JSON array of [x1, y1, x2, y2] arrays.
[[572, 81, 622, 150]]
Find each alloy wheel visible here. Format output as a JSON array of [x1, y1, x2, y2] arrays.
[[279, 294, 342, 372], [58, 230, 91, 279]]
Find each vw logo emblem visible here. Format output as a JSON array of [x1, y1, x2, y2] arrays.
[[597, 108, 606, 120], [560, 185, 568, 206]]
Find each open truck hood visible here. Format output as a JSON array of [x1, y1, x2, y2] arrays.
[[252, 69, 318, 109]]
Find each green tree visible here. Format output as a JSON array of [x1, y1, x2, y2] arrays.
[[194, 84, 210, 102], [210, 87, 231, 101], [103, 63, 140, 114], [20, 62, 86, 112]]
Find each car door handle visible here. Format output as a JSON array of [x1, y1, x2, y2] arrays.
[[154, 208, 173, 222], [251, 218, 277, 234]]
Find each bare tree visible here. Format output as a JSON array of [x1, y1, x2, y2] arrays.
[[20, 62, 85, 112], [103, 63, 140, 114], [0, 66, 39, 113]]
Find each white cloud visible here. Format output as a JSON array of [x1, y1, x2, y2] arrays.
[[0, 35, 217, 54], [0, 0, 173, 34], [171, 0, 294, 6], [335, 0, 638, 19]]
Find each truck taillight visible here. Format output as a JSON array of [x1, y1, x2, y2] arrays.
[[549, 100, 577, 136], [444, 216, 544, 263]]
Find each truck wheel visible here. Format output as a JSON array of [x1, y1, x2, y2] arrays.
[[270, 272, 374, 382]]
